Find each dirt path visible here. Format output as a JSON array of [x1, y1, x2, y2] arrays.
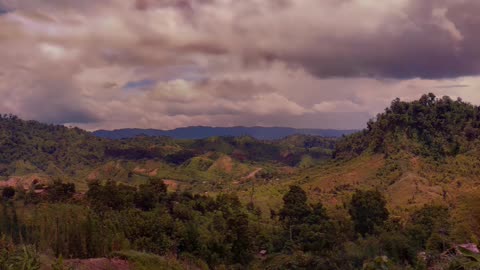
[[66, 258, 131, 270], [233, 168, 263, 185], [244, 168, 262, 180]]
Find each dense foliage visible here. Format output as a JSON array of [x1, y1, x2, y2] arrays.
[[349, 190, 389, 236], [335, 93, 480, 159], [0, 114, 106, 176], [0, 114, 335, 180], [0, 180, 474, 269]]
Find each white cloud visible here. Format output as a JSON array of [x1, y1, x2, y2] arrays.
[[313, 101, 366, 113]]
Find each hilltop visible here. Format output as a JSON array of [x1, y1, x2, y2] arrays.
[[248, 94, 480, 217], [334, 93, 480, 159]]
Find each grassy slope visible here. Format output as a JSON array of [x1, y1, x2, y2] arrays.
[[246, 150, 480, 220], [241, 154, 385, 216], [239, 95, 480, 219]]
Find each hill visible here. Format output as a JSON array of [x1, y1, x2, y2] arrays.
[[334, 93, 480, 160], [247, 93, 480, 215], [0, 115, 337, 191], [93, 126, 357, 140], [0, 114, 107, 177]]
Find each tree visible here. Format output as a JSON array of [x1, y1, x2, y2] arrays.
[[2, 187, 15, 201], [279, 185, 311, 228], [228, 212, 253, 265], [147, 178, 167, 195], [279, 185, 312, 248], [407, 205, 450, 251], [349, 190, 389, 236], [46, 181, 75, 203], [298, 203, 337, 254], [86, 181, 135, 211], [134, 178, 168, 211]]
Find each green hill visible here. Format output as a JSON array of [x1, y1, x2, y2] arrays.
[[0, 114, 107, 177], [0, 114, 336, 191], [248, 94, 480, 216], [334, 93, 480, 159]]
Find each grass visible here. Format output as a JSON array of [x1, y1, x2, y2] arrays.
[[237, 151, 480, 221], [241, 154, 385, 215]]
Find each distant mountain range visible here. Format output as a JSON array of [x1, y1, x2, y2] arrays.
[[92, 126, 358, 140]]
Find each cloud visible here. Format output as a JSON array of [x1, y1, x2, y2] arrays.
[[123, 79, 156, 90], [313, 101, 366, 113], [0, 0, 480, 130]]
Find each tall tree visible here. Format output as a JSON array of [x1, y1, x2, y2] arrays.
[[349, 190, 389, 236], [228, 212, 253, 265], [279, 185, 312, 243], [279, 185, 311, 228]]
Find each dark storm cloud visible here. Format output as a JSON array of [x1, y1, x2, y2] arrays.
[[122, 0, 480, 80], [0, 7, 9, 15], [267, 0, 480, 79], [35, 106, 100, 124]]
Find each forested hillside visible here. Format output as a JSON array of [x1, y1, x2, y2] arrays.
[[0, 114, 106, 176], [243, 94, 480, 269], [0, 114, 335, 190], [267, 94, 480, 211], [335, 93, 480, 159]]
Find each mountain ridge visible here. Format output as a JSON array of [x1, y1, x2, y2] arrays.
[[93, 126, 358, 140]]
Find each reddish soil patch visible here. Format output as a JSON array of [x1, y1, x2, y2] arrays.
[[66, 258, 131, 270], [132, 166, 147, 174], [410, 157, 421, 171], [235, 168, 263, 185], [148, 168, 159, 177], [0, 176, 49, 190], [244, 168, 262, 180], [163, 179, 179, 190], [133, 167, 159, 177], [0, 178, 22, 188], [212, 156, 233, 173], [279, 166, 296, 175], [87, 171, 100, 181]]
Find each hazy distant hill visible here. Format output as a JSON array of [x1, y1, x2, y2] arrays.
[[92, 126, 357, 140]]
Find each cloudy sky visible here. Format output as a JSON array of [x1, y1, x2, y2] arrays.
[[1, 0, 480, 130]]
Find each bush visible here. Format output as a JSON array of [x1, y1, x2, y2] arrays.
[[1, 187, 15, 201]]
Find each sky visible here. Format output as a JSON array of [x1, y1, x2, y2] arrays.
[[0, 0, 480, 130]]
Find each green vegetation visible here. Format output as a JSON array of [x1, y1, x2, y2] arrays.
[[1, 178, 474, 269], [335, 93, 480, 159], [2, 94, 480, 268], [349, 190, 389, 236], [0, 114, 335, 193]]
